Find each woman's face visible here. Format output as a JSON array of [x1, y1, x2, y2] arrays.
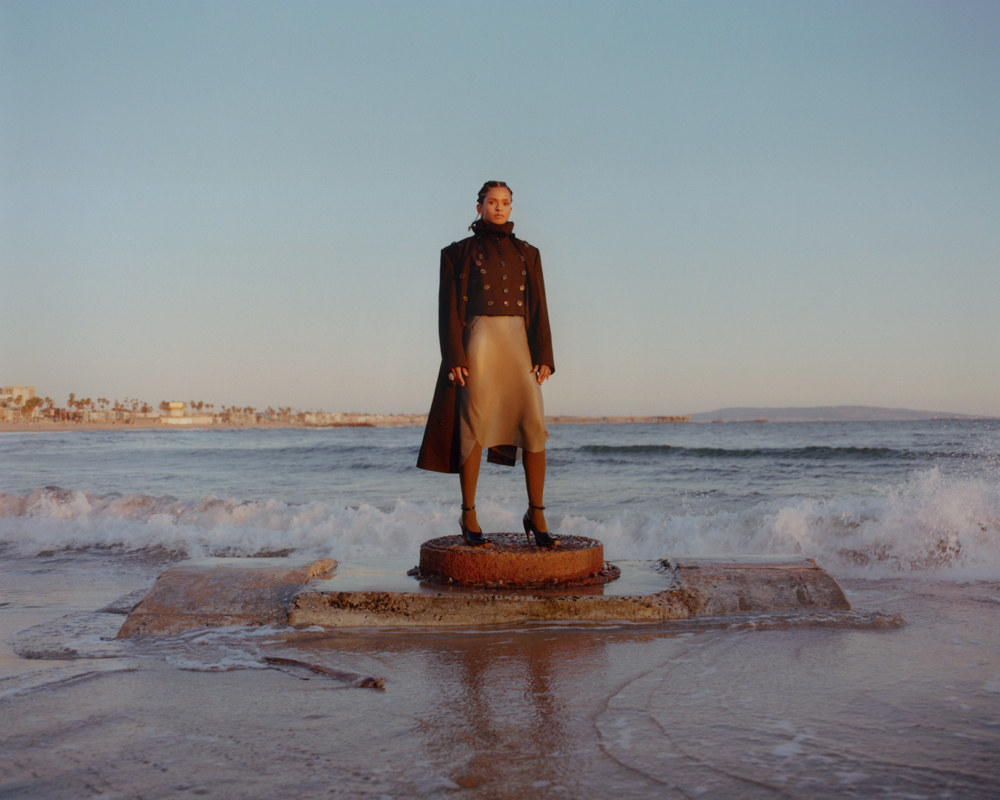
[[477, 186, 512, 225]]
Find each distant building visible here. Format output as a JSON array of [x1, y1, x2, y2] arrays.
[[1, 385, 36, 405], [1, 386, 40, 421], [160, 401, 214, 426]]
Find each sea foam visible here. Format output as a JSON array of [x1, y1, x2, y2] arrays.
[[1, 466, 998, 580]]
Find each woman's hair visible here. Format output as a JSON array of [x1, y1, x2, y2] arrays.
[[477, 180, 512, 205]]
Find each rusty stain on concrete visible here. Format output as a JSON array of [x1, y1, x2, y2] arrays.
[[417, 533, 610, 588]]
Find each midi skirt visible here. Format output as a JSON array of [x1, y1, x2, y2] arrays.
[[459, 315, 549, 465]]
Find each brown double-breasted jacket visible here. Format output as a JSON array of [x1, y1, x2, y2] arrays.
[[416, 221, 554, 473]]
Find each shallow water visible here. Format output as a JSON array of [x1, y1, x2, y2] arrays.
[[2, 421, 1000, 797], [2, 554, 998, 799]]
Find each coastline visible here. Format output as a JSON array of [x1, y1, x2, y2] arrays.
[[0, 418, 420, 433], [7, 411, 984, 434], [0, 415, 695, 433], [0, 420, 300, 433]]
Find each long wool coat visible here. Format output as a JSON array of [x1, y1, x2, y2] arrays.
[[416, 222, 554, 473]]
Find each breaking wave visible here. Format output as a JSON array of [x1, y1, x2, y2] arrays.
[[2, 466, 998, 581], [576, 444, 981, 462]]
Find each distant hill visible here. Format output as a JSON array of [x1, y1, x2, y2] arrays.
[[687, 405, 988, 423]]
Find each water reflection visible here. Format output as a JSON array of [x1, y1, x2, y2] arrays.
[[293, 626, 633, 791]]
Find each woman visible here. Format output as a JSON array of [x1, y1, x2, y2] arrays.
[[417, 181, 557, 548]]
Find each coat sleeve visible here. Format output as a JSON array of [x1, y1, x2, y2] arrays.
[[525, 249, 555, 373], [438, 246, 468, 370]]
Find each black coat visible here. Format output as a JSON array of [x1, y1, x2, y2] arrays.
[[416, 221, 554, 473]]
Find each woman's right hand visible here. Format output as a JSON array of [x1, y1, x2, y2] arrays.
[[448, 367, 469, 387]]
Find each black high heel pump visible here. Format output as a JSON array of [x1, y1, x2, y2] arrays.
[[523, 505, 559, 547], [460, 505, 487, 546]]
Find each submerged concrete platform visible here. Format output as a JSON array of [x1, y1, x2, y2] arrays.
[[117, 554, 850, 636]]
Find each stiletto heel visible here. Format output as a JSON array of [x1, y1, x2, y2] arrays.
[[460, 505, 487, 546], [523, 504, 558, 547]]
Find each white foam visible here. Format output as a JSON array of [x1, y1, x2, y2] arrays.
[[2, 466, 998, 581]]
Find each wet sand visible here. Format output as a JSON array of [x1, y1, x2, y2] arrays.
[[2, 554, 999, 798]]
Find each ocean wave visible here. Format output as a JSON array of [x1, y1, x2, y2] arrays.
[[1, 467, 998, 580], [576, 444, 966, 462]]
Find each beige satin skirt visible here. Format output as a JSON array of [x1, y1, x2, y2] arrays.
[[459, 315, 549, 465]]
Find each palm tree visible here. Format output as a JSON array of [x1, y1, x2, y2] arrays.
[[20, 396, 41, 421]]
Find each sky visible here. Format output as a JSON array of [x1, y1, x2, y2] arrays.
[[2, 0, 998, 417]]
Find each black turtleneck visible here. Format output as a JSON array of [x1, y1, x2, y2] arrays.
[[470, 219, 514, 237]]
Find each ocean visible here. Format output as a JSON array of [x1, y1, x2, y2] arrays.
[[2, 420, 999, 798]]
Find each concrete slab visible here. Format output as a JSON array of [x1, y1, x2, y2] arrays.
[[116, 555, 850, 636], [116, 557, 336, 637], [661, 555, 852, 617], [291, 555, 849, 627]]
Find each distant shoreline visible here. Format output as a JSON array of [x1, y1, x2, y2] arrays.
[[0, 419, 400, 433], [1, 409, 992, 434], [0, 415, 691, 433]]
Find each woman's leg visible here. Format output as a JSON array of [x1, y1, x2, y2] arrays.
[[459, 442, 483, 533], [523, 449, 547, 532]]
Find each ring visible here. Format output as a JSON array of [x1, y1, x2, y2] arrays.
[[448, 372, 455, 382]]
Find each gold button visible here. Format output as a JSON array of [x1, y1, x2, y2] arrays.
[[521, 270, 527, 275], [484, 285, 490, 290], [480, 268, 486, 274], [500, 261, 505, 266], [504, 301, 509, 306], [502, 274, 507, 279], [462, 296, 468, 301], [517, 300, 523, 307], [519, 285, 524, 291], [520, 256, 525, 261], [475, 260, 481, 266], [488, 300, 494, 306], [503, 288, 508, 293]]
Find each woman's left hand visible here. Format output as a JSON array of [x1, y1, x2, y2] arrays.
[[532, 365, 551, 385]]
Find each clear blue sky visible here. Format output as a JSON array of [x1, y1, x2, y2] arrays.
[[2, 1, 998, 416]]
